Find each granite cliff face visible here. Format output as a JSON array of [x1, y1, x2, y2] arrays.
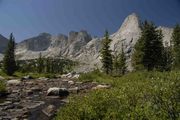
[[0, 13, 174, 72]]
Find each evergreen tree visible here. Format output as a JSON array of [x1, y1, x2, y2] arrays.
[[172, 24, 180, 69], [160, 46, 173, 71], [100, 30, 113, 74], [3, 33, 16, 76], [113, 52, 119, 75], [118, 45, 126, 75], [113, 44, 126, 75], [37, 53, 44, 73], [45, 58, 51, 73], [132, 21, 164, 71]]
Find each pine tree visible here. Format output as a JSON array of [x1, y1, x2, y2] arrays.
[[3, 33, 17, 76], [160, 46, 173, 71], [132, 21, 164, 71], [37, 53, 44, 73], [172, 24, 180, 69], [113, 44, 126, 75], [113, 52, 119, 75], [118, 45, 126, 75], [100, 30, 113, 74], [45, 58, 51, 73]]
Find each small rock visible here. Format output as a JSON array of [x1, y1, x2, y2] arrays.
[[21, 75, 33, 80], [38, 77, 49, 81], [61, 99, 69, 103], [72, 74, 80, 79], [3, 104, 15, 110], [27, 101, 45, 109], [31, 87, 42, 92], [12, 90, 20, 93], [68, 87, 79, 94], [42, 105, 56, 117], [47, 87, 69, 97], [1, 116, 11, 120], [76, 82, 83, 85], [61, 73, 73, 78], [7, 80, 21, 86], [26, 90, 33, 95], [68, 80, 75, 85], [92, 84, 111, 90], [0, 101, 12, 107]]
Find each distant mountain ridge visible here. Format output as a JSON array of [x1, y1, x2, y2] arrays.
[[0, 13, 174, 72]]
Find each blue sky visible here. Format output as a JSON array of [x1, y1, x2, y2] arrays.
[[0, 0, 180, 42]]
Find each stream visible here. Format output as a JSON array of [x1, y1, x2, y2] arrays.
[[0, 78, 98, 120]]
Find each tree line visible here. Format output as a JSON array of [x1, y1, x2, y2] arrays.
[[1, 21, 180, 76], [100, 21, 180, 75], [1, 34, 76, 76]]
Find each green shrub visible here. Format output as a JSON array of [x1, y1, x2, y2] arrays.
[[56, 71, 180, 120], [78, 69, 114, 84], [0, 80, 6, 93]]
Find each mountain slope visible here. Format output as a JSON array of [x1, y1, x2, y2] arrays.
[[1, 13, 174, 72]]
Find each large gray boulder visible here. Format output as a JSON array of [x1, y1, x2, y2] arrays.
[[47, 87, 69, 97]]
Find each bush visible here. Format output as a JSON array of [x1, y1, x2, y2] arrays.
[[56, 71, 180, 120], [0, 80, 6, 94], [78, 69, 114, 84]]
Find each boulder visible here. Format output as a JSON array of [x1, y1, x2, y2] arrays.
[[7, 80, 21, 86], [47, 87, 69, 97]]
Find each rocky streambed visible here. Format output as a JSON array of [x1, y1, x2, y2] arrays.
[[0, 77, 110, 120]]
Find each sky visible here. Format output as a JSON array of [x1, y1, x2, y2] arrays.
[[0, 0, 180, 42]]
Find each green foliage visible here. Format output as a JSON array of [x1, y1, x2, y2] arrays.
[[56, 71, 180, 120], [37, 53, 44, 73], [3, 33, 17, 76], [160, 46, 173, 71], [0, 80, 6, 93], [78, 69, 114, 84], [14, 71, 56, 79], [132, 21, 164, 71], [172, 24, 180, 69], [100, 30, 113, 74], [16, 58, 76, 74]]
